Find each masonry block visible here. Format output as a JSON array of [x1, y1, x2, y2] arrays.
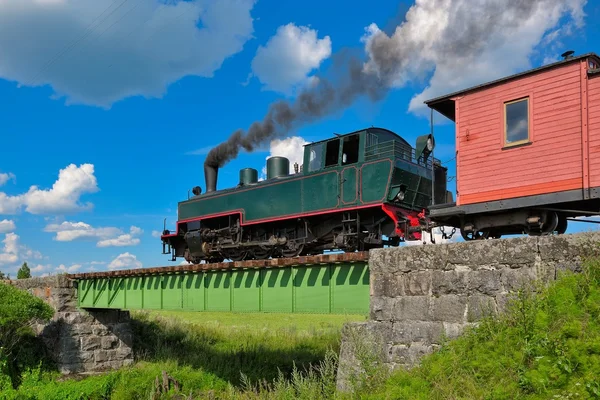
[[337, 231, 600, 392], [5, 276, 134, 375]]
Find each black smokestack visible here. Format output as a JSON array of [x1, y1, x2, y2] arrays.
[[204, 0, 583, 169], [204, 163, 218, 193]]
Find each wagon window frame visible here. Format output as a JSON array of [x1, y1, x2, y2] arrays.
[[503, 97, 530, 148]]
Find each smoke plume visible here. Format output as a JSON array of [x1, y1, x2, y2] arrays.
[[205, 0, 585, 168]]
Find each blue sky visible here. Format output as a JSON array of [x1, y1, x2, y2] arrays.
[[0, 0, 599, 276]]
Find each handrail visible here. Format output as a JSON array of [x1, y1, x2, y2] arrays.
[[364, 139, 437, 167]]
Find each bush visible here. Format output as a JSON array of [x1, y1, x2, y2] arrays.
[[0, 283, 54, 389]]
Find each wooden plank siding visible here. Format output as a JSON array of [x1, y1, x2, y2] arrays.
[[454, 61, 587, 205], [588, 73, 600, 188]]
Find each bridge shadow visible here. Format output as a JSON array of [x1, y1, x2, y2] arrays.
[[129, 312, 341, 387]]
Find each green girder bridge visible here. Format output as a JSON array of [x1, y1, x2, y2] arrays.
[[68, 252, 370, 315]]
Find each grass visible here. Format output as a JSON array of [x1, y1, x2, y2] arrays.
[[0, 311, 366, 399], [2, 257, 600, 399], [130, 310, 366, 387], [146, 310, 365, 336], [361, 257, 600, 400]]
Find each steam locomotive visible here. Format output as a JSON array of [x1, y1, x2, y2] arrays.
[[161, 127, 446, 263], [161, 50, 600, 264]]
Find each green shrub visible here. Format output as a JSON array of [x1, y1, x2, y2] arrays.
[[0, 283, 54, 389]]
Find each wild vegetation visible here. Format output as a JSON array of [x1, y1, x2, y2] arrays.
[[0, 282, 54, 390], [1, 257, 600, 399]]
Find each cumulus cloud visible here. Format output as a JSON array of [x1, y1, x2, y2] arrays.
[[0, 172, 15, 187], [0, 163, 98, 215], [251, 23, 331, 95], [30, 264, 52, 275], [0, 233, 19, 265], [44, 221, 143, 247], [0, 0, 256, 108], [97, 226, 144, 247], [0, 219, 16, 234], [108, 252, 142, 270], [0, 232, 42, 268], [259, 136, 309, 179], [360, 0, 586, 118], [152, 230, 163, 238], [55, 263, 82, 273], [44, 221, 120, 241]]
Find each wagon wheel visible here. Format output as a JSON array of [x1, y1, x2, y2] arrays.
[[555, 214, 568, 234], [525, 211, 559, 236], [460, 229, 490, 241]]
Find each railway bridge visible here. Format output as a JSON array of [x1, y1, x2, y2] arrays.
[[7, 231, 600, 379], [69, 251, 371, 315]]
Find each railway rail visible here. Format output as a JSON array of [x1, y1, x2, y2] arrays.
[[68, 251, 369, 279]]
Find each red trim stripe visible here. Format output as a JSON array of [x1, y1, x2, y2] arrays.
[[162, 203, 390, 239]]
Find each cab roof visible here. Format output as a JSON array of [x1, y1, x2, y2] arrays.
[[303, 126, 410, 147]]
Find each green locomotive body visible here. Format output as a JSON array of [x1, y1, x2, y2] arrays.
[[162, 127, 449, 263]]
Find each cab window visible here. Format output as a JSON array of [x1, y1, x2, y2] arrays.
[[308, 143, 324, 172], [342, 134, 359, 165], [325, 139, 340, 167]]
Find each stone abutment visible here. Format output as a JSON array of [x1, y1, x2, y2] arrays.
[[336, 231, 600, 391], [5, 275, 134, 374]]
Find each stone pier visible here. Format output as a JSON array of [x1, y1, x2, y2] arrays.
[[336, 231, 600, 391], [6, 275, 134, 374]]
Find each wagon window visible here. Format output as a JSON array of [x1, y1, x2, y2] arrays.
[[325, 139, 340, 167], [504, 98, 529, 146], [308, 143, 324, 172]]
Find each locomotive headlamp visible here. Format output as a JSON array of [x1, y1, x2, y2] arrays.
[[416, 133, 435, 161], [395, 186, 406, 202], [426, 136, 434, 152]]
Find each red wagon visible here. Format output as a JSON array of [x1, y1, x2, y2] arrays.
[[423, 51, 600, 240]]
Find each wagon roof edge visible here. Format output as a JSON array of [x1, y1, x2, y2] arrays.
[[424, 52, 600, 120]]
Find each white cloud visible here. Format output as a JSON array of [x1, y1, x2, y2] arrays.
[[361, 0, 586, 118], [0, 0, 256, 108], [22, 247, 43, 261], [0, 231, 42, 271], [0, 172, 15, 187], [0, 219, 16, 234], [0, 163, 98, 215], [55, 263, 82, 273], [152, 230, 163, 238], [44, 221, 120, 241], [259, 136, 309, 180], [0, 233, 19, 265], [97, 226, 143, 247], [108, 252, 142, 270], [31, 264, 52, 275], [44, 221, 143, 247], [251, 23, 331, 95]]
